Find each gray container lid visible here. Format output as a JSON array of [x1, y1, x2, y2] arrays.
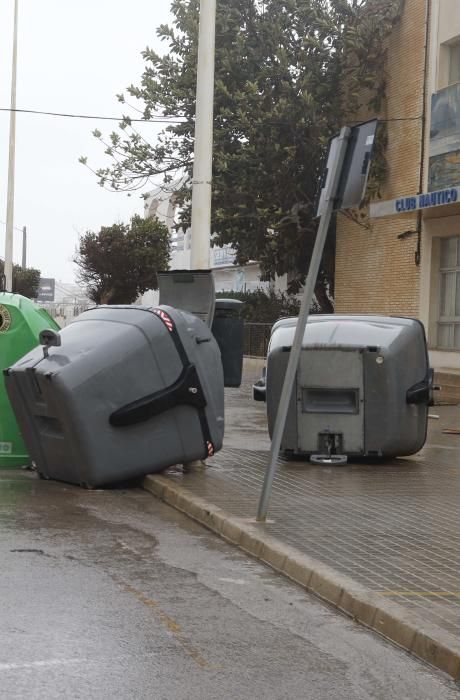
[[215, 299, 244, 311], [158, 270, 215, 326], [269, 314, 425, 353]]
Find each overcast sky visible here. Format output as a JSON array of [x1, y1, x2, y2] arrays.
[[0, 0, 173, 283]]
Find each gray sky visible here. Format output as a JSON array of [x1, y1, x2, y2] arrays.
[[0, 0, 173, 283]]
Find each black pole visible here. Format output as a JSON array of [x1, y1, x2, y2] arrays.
[[22, 225, 26, 268]]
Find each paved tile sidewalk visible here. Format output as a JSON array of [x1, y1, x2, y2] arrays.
[[161, 372, 460, 643]]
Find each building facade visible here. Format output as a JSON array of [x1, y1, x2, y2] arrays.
[[335, 0, 460, 374]]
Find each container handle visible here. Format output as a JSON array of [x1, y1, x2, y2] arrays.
[[109, 363, 207, 428]]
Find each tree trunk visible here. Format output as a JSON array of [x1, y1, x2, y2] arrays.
[[314, 277, 334, 314], [100, 289, 115, 305]]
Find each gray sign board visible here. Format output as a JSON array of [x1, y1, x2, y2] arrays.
[[316, 135, 343, 217], [37, 278, 55, 302], [336, 119, 378, 210], [317, 119, 378, 216]]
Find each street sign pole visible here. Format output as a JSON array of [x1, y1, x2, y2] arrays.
[[256, 126, 351, 523], [5, 0, 19, 292]]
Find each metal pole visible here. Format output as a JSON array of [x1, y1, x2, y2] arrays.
[[22, 225, 26, 268], [5, 0, 19, 292], [190, 0, 216, 270], [256, 127, 351, 522]]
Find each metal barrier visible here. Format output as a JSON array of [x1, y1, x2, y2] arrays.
[[244, 322, 272, 358], [39, 303, 90, 327]]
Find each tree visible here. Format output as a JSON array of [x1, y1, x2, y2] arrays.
[[0, 260, 41, 299], [82, 0, 404, 310], [74, 215, 170, 304]]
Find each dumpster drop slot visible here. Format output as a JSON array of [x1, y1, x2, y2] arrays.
[[302, 388, 359, 415]]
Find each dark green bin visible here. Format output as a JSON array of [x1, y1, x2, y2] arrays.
[[211, 299, 244, 388]]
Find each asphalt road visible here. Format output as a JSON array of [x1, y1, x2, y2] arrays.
[[0, 470, 459, 700]]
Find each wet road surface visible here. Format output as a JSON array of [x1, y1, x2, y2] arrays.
[[0, 470, 459, 699]]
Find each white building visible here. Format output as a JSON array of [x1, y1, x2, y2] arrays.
[[53, 281, 90, 305]]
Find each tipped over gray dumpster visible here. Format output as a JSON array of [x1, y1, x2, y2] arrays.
[[4, 305, 224, 487], [254, 315, 433, 461]]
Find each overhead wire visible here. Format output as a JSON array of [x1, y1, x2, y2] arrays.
[[0, 106, 422, 125], [0, 220, 23, 232], [0, 107, 186, 123]]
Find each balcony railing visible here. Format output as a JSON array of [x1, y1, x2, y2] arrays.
[[212, 245, 236, 267]]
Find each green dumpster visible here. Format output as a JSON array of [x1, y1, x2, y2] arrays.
[[0, 293, 60, 468]]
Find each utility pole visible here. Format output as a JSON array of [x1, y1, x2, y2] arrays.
[[22, 226, 26, 268], [5, 0, 19, 292], [189, 0, 216, 270]]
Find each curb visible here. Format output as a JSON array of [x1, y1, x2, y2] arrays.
[[143, 473, 460, 681]]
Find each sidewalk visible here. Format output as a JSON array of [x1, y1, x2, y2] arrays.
[[144, 366, 460, 680]]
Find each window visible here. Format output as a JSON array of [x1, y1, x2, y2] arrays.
[[449, 42, 460, 85], [438, 236, 460, 348]]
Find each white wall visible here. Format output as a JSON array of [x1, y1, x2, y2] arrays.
[[420, 213, 460, 369], [434, 0, 460, 89], [438, 0, 460, 45]]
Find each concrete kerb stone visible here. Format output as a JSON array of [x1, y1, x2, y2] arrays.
[[338, 587, 379, 628], [144, 475, 227, 534], [282, 553, 314, 588], [220, 517, 245, 545], [143, 474, 165, 499], [142, 473, 460, 681], [259, 536, 300, 575], [309, 568, 344, 607], [239, 529, 265, 558], [412, 630, 460, 680], [260, 541, 288, 572], [373, 604, 417, 652]]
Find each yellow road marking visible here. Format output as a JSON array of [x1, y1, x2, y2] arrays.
[[378, 590, 460, 598], [121, 583, 216, 669]]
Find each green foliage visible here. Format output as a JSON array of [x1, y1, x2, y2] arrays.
[[14, 266, 41, 299], [74, 215, 171, 304], [0, 260, 41, 299], [84, 0, 404, 305], [216, 289, 301, 323]]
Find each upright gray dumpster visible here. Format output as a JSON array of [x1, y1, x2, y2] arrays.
[[4, 305, 224, 487], [254, 315, 433, 461], [212, 299, 244, 388]]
